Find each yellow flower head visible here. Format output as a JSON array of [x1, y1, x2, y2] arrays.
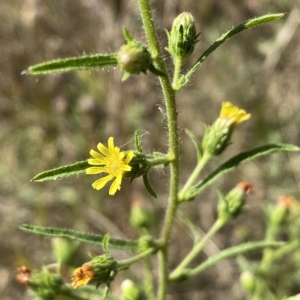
[[202, 102, 251, 156], [71, 265, 95, 289], [86, 137, 135, 195], [219, 102, 251, 126]]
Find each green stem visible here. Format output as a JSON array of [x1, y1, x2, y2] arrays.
[[170, 218, 224, 280], [176, 241, 284, 282], [258, 223, 278, 274], [272, 239, 300, 260], [253, 218, 280, 298], [172, 56, 182, 90], [146, 153, 173, 167], [117, 248, 155, 267], [137, 1, 179, 299], [143, 258, 156, 300], [178, 151, 211, 201], [182, 14, 285, 88]]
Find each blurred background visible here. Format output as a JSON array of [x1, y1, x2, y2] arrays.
[[1, 0, 300, 299]]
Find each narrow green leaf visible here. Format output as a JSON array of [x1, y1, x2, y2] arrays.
[[184, 144, 299, 201], [143, 172, 157, 198], [31, 160, 90, 182], [134, 130, 143, 153], [178, 211, 201, 242], [103, 234, 110, 253], [20, 225, 138, 252], [185, 129, 202, 160], [181, 13, 285, 87], [123, 27, 134, 43], [185, 241, 284, 279], [26, 53, 118, 75]]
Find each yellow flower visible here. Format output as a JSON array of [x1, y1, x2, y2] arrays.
[[71, 265, 95, 289], [219, 101, 251, 126], [202, 102, 251, 155], [86, 137, 135, 195]]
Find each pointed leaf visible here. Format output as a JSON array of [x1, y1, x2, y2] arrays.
[[20, 225, 138, 252], [134, 130, 143, 153], [143, 172, 157, 198], [185, 129, 202, 160], [184, 144, 299, 201], [178, 211, 201, 242], [26, 53, 118, 75], [181, 13, 285, 87], [32, 160, 90, 182], [102, 234, 110, 253]]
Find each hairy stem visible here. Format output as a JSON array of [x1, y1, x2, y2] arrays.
[[178, 151, 211, 201], [172, 56, 182, 90], [137, 0, 180, 299]]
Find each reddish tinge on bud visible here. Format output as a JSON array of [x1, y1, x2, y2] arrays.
[[236, 182, 253, 195], [16, 266, 31, 285], [218, 182, 253, 223]]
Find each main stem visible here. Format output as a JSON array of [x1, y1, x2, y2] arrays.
[[137, 1, 179, 299]]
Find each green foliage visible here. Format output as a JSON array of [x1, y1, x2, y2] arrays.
[[183, 143, 299, 201], [170, 241, 284, 281], [20, 225, 139, 252], [27, 54, 118, 75], [31, 161, 90, 182], [180, 13, 285, 88], [14, 2, 299, 300]]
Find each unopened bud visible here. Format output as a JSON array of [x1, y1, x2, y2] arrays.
[[270, 195, 295, 226], [121, 279, 143, 300], [240, 271, 255, 293], [218, 182, 253, 223], [117, 41, 152, 77], [16, 266, 31, 285], [16, 267, 63, 299], [166, 12, 199, 60]]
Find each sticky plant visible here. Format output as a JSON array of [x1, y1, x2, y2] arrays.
[[18, 1, 300, 300]]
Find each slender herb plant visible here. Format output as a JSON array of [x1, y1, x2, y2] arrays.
[[17, 1, 300, 300]]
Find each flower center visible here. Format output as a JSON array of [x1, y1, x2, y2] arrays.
[[107, 157, 124, 176]]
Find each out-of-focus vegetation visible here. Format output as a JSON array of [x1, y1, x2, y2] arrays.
[[1, 0, 300, 299]]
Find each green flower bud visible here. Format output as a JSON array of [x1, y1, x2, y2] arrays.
[[117, 28, 166, 81], [166, 12, 199, 60], [121, 279, 143, 300], [117, 41, 152, 77], [71, 254, 117, 288], [218, 182, 253, 223], [269, 195, 295, 226], [240, 271, 255, 293], [16, 267, 64, 300]]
